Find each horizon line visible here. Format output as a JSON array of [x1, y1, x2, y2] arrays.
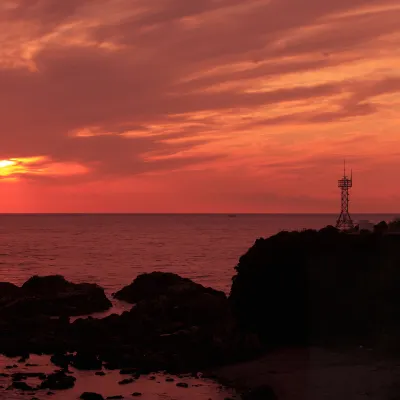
[[0, 212, 397, 216]]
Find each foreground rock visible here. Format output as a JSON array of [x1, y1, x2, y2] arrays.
[[0, 272, 260, 372], [80, 393, 105, 400], [40, 371, 76, 390], [113, 271, 225, 304], [0, 275, 112, 317], [229, 226, 400, 348]]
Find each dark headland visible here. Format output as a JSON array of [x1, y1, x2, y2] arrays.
[[1, 220, 400, 399]]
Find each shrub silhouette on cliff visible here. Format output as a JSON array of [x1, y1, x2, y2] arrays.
[[229, 225, 400, 348]]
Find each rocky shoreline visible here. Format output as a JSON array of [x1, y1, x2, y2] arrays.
[[1, 223, 400, 399], [0, 271, 260, 398]]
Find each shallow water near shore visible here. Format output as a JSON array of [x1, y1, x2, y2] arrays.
[[0, 355, 239, 400]]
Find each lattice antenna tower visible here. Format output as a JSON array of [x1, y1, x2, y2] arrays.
[[336, 160, 354, 230]]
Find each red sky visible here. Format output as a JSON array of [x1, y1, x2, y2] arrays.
[[0, 0, 399, 213]]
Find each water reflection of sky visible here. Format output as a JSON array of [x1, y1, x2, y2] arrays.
[[0, 355, 239, 400]]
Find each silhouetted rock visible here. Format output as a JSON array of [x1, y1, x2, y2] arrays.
[[388, 218, 400, 232], [80, 393, 105, 400], [118, 378, 135, 385], [0, 272, 259, 374], [12, 372, 46, 381], [113, 271, 225, 304], [9, 381, 35, 391], [374, 221, 388, 234], [40, 371, 76, 390], [50, 353, 72, 369], [241, 385, 277, 400], [0, 275, 111, 318], [0, 282, 20, 299], [230, 227, 400, 348], [72, 352, 102, 370]]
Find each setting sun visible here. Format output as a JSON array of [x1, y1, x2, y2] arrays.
[[0, 159, 17, 175], [0, 159, 16, 168]]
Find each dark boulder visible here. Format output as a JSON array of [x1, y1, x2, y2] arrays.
[[241, 385, 277, 400], [71, 352, 102, 370], [113, 272, 225, 304], [229, 227, 400, 348], [374, 220, 388, 234], [80, 393, 105, 400], [9, 381, 35, 391], [0, 275, 111, 318], [118, 378, 134, 385], [0, 282, 20, 299], [50, 353, 72, 369], [40, 371, 76, 390], [12, 372, 46, 381]]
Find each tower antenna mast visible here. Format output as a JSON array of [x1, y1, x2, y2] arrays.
[[336, 160, 354, 230]]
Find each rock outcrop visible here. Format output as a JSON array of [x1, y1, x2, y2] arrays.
[[229, 227, 400, 348], [0, 272, 260, 373], [113, 271, 224, 305], [0, 275, 112, 317]]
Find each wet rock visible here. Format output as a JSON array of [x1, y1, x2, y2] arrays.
[[12, 372, 47, 381], [107, 396, 124, 399], [50, 353, 71, 368], [40, 371, 76, 390], [95, 371, 106, 376], [132, 393, 142, 397], [166, 377, 174, 382], [80, 392, 105, 400], [118, 378, 134, 385], [18, 355, 29, 363], [72, 352, 102, 370], [241, 385, 277, 400], [9, 381, 35, 391], [176, 382, 189, 388]]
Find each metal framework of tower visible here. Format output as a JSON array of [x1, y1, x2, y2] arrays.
[[336, 161, 354, 230]]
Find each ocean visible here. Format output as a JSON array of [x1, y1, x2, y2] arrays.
[[0, 214, 395, 295], [0, 213, 395, 400]]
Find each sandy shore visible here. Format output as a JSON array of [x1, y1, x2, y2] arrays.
[[211, 347, 400, 399]]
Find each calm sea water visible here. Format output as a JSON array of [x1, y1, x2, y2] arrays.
[[0, 214, 395, 294]]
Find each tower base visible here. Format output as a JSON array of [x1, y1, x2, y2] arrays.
[[336, 212, 354, 230]]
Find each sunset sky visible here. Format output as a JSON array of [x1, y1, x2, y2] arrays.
[[0, 0, 399, 213]]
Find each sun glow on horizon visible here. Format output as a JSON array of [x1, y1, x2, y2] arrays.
[[0, 159, 18, 176]]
